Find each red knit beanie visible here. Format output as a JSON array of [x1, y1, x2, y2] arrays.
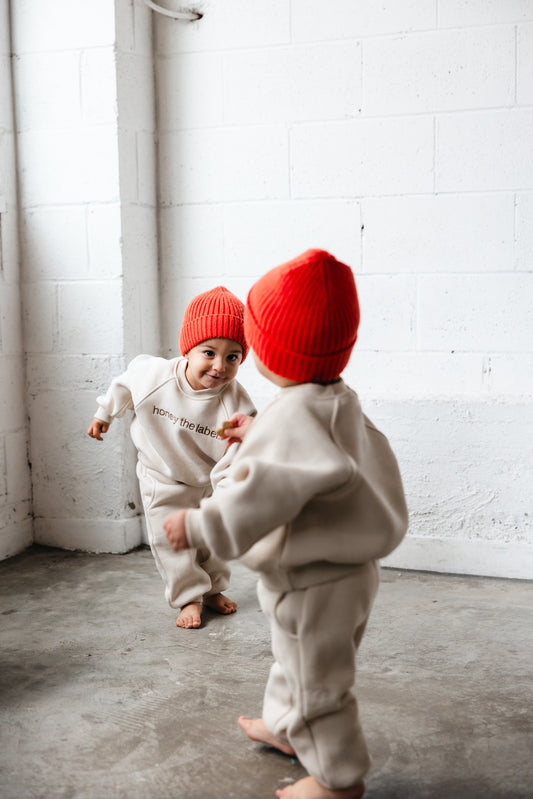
[[179, 286, 248, 360], [244, 249, 359, 382]]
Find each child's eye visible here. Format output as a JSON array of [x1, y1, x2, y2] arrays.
[[227, 354, 239, 362], [203, 350, 215, 357]]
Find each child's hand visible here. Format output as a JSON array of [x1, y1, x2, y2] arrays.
[[220, 413, 254, 445], [87, 418, 109, 441], [164, 510, 190, 552]]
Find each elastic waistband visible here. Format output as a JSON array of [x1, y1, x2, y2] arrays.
[[136, 458, 209, 489], [259, 561, 375, 593]]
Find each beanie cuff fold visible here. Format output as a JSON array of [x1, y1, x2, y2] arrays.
[[244, 249, 359, 383], [178, 286, 248, 360], [247, 318, 354, 382]]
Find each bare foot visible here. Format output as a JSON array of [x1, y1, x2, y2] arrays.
[[275, 776, 365, 799], [238, 716, 295, 756], [176, 602, 202, 628], [203, 592, 237, 615]]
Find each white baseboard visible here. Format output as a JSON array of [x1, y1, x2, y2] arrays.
[[0, 521, 33, 561], [34, 517, 145, 554], [6, 520, 532, 581], [383, 534, 533, 580]]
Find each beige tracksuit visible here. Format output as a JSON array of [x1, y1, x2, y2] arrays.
[[94, 355, 255, 608], [186, 380, 408, 789]]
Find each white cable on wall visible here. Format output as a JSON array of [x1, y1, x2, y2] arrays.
[[143, 0, 202, 21]]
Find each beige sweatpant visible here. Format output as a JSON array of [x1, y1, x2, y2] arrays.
[[137, 461, 230, 609], [258, 561, 380, 791]]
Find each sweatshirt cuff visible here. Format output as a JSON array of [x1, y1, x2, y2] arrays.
[[95, 406, 113, 424], [185, 509, 204, 549]]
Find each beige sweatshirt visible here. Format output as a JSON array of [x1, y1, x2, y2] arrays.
[[186, 380, 408, 590], [95, 355, 256, 487]]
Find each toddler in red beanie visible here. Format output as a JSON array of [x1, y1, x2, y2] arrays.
[[87, 286, 256, 629], [164, 250, 408, 797]]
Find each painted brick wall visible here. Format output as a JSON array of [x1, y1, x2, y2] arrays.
[[3, 0, 532, 577], [6, 0, 158, 556], [0, 0, 32, 559], [154, 0, 533, 578]]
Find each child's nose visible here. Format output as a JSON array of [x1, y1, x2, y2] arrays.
[[213, 356, 225, 372]]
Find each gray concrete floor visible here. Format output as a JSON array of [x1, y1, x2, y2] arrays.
[[0, 545, 532, 799]]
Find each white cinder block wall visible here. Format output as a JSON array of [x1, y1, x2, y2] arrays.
[[2, 0, 532, 578], [155, 0, 533, 579], [4, 0, 159, 558], [0, 0, 32, 558]]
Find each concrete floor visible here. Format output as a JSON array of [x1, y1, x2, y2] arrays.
[[0, 546, 532, 799]]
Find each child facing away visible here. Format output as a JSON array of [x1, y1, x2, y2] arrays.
[[163, 250, 409, 799], [87, 286, 256, 630]]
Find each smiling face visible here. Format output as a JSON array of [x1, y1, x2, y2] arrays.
[[184, 338, 243, 391]]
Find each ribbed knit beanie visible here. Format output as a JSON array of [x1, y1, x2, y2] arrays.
[[244, 249, 359, 382], [179, 286, 248, 360]]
